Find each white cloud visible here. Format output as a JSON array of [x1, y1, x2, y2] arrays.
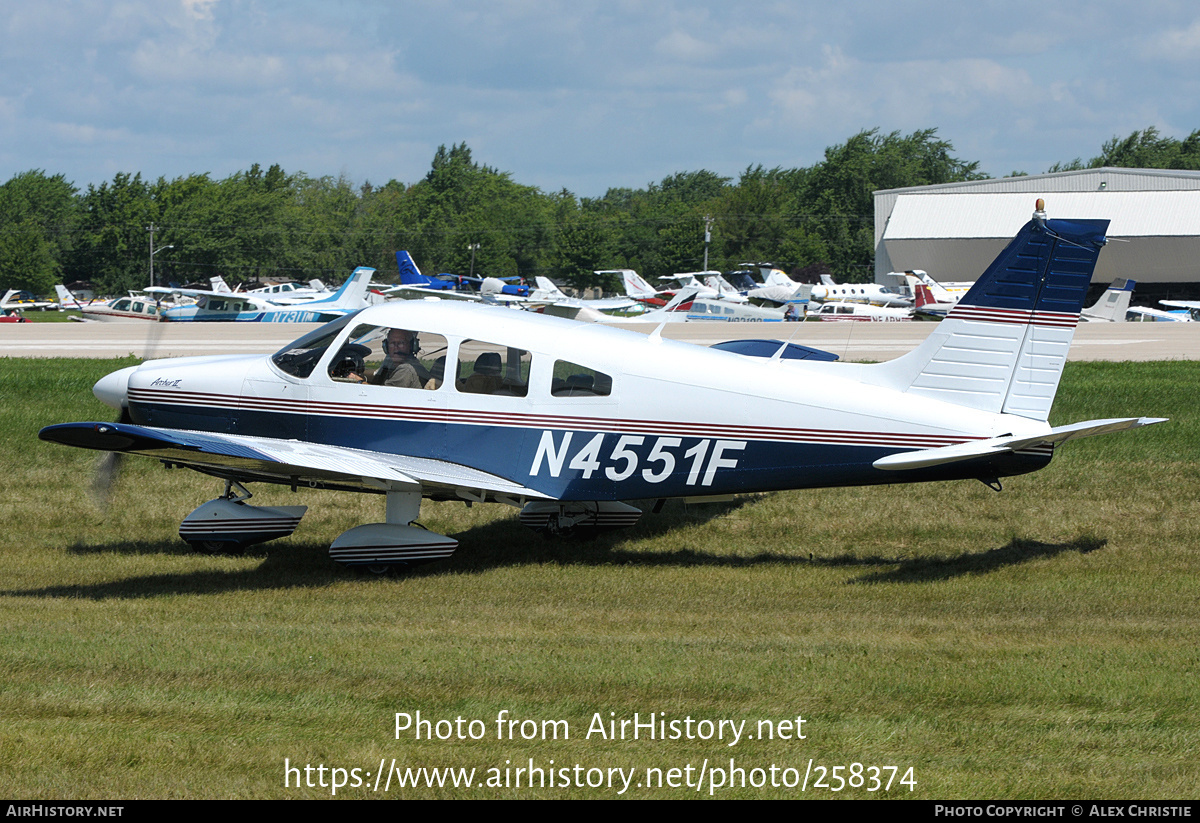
[[1144, 19, 1200, 61]]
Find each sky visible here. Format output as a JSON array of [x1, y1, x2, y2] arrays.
[[3, 1, 1200, 198]]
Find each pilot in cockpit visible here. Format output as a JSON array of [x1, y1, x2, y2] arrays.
[[370, 328, 432, 389]]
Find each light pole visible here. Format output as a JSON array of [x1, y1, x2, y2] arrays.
[[150, 243, 174, 288], [147, 222, 174, 288], [467, 243, 480, 279]]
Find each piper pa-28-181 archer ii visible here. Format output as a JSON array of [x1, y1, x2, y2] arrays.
[[40, 201, 1164, 572]]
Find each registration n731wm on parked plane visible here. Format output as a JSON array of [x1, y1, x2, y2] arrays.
[[40, 201, 1164, 572]]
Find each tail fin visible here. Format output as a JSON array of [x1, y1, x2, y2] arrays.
[[913, 282, 937, 309], [395, 251, 426, 285], [875, 202, 1108, 422], [620, 270, 657, 298], [311, 267, 374, 309], [534, 276, 567, 299], [210, 276, 232, 293], [915, 271, 954, 301], [55, 284, 83, 309], [1081, 278, 1135, 322]]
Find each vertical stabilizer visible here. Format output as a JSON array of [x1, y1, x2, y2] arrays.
[[877, 203, 1109, 421], [620, 270, 658, 298], [1081, 278, 1135, 322], [395, 251, 425, 285], [310, 267, 374, 310]]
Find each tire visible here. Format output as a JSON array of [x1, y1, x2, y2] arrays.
[[187, 539, 245, 556]]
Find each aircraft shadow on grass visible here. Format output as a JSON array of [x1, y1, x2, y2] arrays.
[[845, 535, 1107, 584], [8, 500, 1107, 599]]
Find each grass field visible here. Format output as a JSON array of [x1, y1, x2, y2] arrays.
[[1, 357, 1196, 799]]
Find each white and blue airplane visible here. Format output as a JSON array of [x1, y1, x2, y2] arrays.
[[150, 267, 374, 322], [40, 201, 1163, 572]]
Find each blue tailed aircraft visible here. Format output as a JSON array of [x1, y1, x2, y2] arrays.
[[40, 201, 1164, 572], [150, 267, 374, 322]]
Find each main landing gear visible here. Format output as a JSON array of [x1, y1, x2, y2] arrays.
[[328, 490, 457, 573]]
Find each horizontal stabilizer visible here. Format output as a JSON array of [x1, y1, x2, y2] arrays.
[[873, 417, 1167, 471]]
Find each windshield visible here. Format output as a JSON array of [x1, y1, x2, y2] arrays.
[[726, 272, 757, 291], [271, 311, 362, 378]]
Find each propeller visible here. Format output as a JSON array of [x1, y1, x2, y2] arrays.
[[91, 306, 165, 507], [92, 407, 132, 507]]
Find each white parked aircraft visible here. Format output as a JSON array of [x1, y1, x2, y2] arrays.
[[1080, 279, 1136, 322], [1158, 300, 1200, 321], [810, 275, 912, 309]]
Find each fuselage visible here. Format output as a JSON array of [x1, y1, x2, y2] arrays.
[[115, 301, 1052, 501]]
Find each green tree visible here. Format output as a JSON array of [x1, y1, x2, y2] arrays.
[[70, 172, 156, 294], [0, 170, 78, 294], [799, 128, 985, 280]]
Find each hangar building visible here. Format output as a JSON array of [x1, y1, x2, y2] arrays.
[[874, 168, 1200, 301]]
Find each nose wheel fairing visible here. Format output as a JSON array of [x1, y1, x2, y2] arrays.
[[179, 497, 307, 552]]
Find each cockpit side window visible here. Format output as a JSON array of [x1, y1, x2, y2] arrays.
[[456, 340, 530, 397], [551, 360, 612, 397], [328, 323, 448, 390], [271, 312, 360, 378]]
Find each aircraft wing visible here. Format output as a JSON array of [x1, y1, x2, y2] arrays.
[[872, 417, 1167, 471], [1160, 300, 1200, 309], [383, 285, 483, 302], [39, 422, 549, 503], [145, 286, 225, 299]]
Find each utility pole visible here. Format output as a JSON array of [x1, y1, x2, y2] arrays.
[[702, 215, 713, 271]]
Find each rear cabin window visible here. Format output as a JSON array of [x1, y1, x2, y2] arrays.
[[456, 339, 530, 397], [551, 360, 612, 397], [328, 324, 449, 390]]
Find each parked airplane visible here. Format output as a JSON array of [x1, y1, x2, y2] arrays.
[[210, 276, 332, 303], [151, 267, 374, 322], [55, 285, 90, 312], [384, 251, 482, 301], [56, 285, 172, 322], [530, 277, 639, 314], [1080, 279, 1136, 322], [40, 201, 1163, 572], [1, 289, 54, 311], [1158, 300, 1200, 321], [899, 270, 972, 299], [620, 269, 779, 319], [905, 273, 959, 318], [1125, 306, 1193, 322], [809, 301, 912, 322], [615, 269, 661, 302], [810, 275, 912, 309]]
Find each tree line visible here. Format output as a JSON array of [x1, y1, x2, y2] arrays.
[[2, 127, 1198, 297]]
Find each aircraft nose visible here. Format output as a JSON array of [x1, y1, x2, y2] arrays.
[[93, 365, 138, 411]]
